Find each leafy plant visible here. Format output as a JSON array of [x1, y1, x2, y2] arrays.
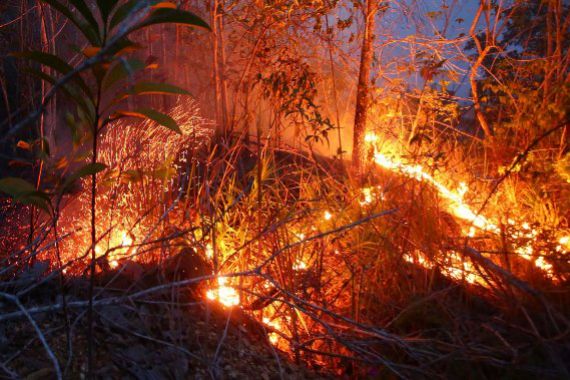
[[0, 1, 209, 377]]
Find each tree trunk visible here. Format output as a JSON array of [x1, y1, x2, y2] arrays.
[[211, 0, 227, 136], [469, 1, 494, 142], [352, 0, 377, 172]]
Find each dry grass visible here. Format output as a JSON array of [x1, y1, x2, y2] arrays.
[[1, 100, 569, 379]]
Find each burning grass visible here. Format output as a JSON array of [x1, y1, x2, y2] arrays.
[[1, 101, 570, 378]]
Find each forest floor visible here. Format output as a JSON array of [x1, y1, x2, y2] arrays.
[[0, 258, 331, 379], [1, 142, 569, 379]]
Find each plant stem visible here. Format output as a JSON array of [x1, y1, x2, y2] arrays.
[[87, 82, 102, 379]]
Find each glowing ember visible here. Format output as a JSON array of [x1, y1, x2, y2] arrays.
[[121, 232, 133, 247], [404, 250, 485, 285], [206, 277, 240, 307], [323, 211, 333, 221], [293, 259, 307, 270], [364, 132, 379, 143], [359, 186, 384, 206], [205, 243, 214, 259], [360, 187, 374, 206], [262, 317, 282, 345]]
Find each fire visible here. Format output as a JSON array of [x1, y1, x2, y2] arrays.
[[359, 186, 384, 206], [556, 236, 570, 253], [91, 230, 133, 270], [374, 152, 500, 234], [360, 187, 374, 205], [404, 251, 485, 285], [367, 134, 557, 278], [205, 243, 214, 259], [294, 232, 306, 241], [323, 211, 333, 221], [293, 259, 307, 270], [262, 317, 282, 345], [206, 276, 240, 307], [364, 132, 379, 143]]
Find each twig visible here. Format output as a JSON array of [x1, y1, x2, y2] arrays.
[[210, 308, 232, 374], [0, 292, 62, 380]]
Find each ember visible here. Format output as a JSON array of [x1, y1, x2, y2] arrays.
[[207, 277, 240, 307]]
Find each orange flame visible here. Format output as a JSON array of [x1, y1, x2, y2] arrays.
[[367, 134, 556, 278], [206, 276, 240, 307]]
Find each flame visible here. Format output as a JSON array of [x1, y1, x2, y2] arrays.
[[364, 132, 379, 143], [404, 250, 485, 285], [360, 187, 374, 205], [263, 317, 282, 345], [374, 152, 500, 233], [121, 232, 133, 247], [293, 259, 307, 270], [293, 232, 306, 241], [206, 276, 240, 307], [90, 230, 133, 270], [205, 243, 214, 259], [367, 134, 556, 278], [323, 211, 333, 221]]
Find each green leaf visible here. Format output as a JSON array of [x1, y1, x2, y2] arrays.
[[151, 166, 175, 180], [115, 108, 182, 134], [102, 59, 146, 90], [14, 51, 73, 75], [0, 177, 51, 213], [109, 0, 142, 30], [40, 0, 101, 45], [96, 0, 119, 24], [108, 81, 190, 108], [104, 37, 142, 57], [62, 162, 107, 191], [0, 177, 36, 197], [17, 193, 52, 213], [65, 112, 80, 145], [37, 137, 51, 160], [20, 67, 95, 122], [68, 0, 101, 39], [122, 169, 144, 183], [132, 8, 210, 32], [130, 82, 190, 96], [13, 51, 92, 97]]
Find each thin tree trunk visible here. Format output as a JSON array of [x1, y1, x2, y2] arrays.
[[352, 0, 377, 172], [88, 82, 103, 380], [212, 0, 225, 136], [325, 16, 343, 159], [469, 1, 494, 142], [218, 10, 229, 134]]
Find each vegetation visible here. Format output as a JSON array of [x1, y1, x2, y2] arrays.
[[0, 0, 569, 378]]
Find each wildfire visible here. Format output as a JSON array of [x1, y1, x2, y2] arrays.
[[205, 242, 214, 259], [374, 152, 500, 234], [92, 230, 134, 270], [262, 317, 282, 345], [404, 251, 485, 285], [293, 259, 308, 270], [366, 133, 558, 278], [47, 112, 565, 355], [206, 276, 240, 307], [359, 185, 384, 206]]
